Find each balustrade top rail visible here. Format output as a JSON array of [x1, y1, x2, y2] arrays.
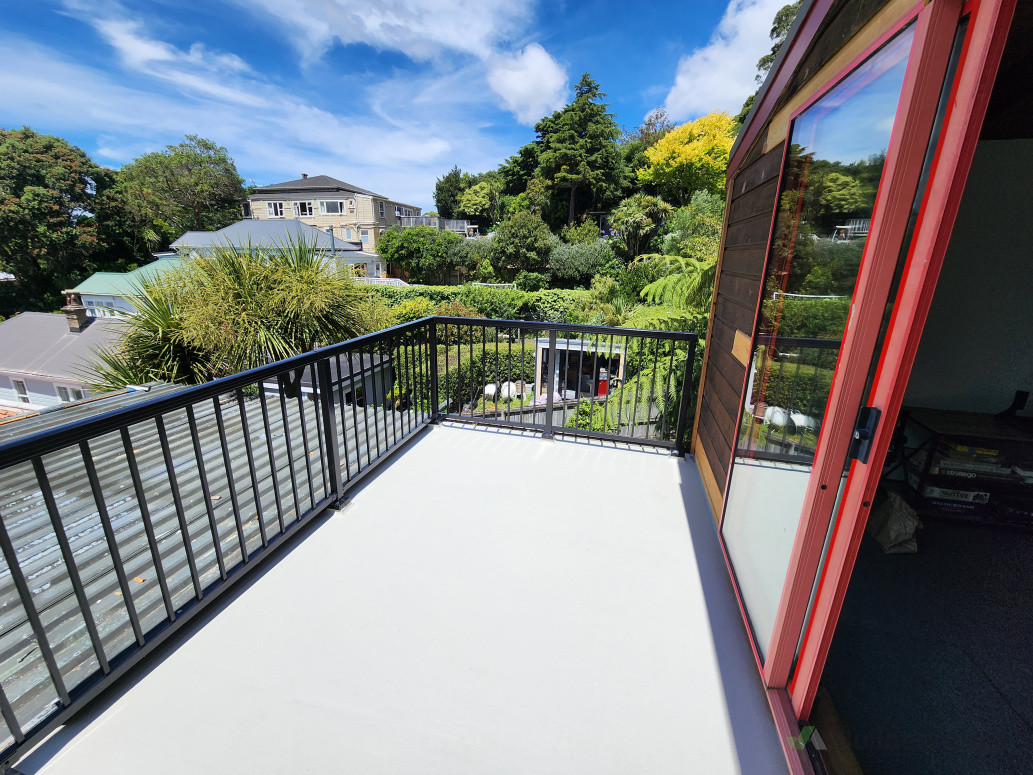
[[0, 316, 698, 771]]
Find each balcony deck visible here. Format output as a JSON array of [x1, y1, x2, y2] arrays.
[[15, 425, 786, 774]]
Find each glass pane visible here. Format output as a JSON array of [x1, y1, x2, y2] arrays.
[[721, 23, 916, 660]]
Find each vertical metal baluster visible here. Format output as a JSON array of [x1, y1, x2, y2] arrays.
[[660, 339, 677, 442], [316, 359, 343, 503], [212, 398, 250, 563], [544, 330, 557, 439], [362, 343, 378, 463], [506, 324, 513, 422], [258, 387, 286, 534], [605, 334, 616, 434], [443, 323, 451, 415], [305, 366, 329, 496], [520, 329, 526, 417], [0, 683, 23, 744], [403, 331, 413, 434], [234, 389, 268, 548], [80, 440, 147, 642], [0, 507, 70, 705], [154, 417, 202, 600], [674, 336, 697, 456], [32, 458, 110, 673], [384, 337, 399, 444], [493, 323, 500, 420], [616, 334, 629, 436], [646, 338, 661, 441], [631, 336, 646, 440], [334, 354, 353, 485], [294, 379, 316, 510], [276, 377, 303, 523], [420, 324, 430, 422], [591, 334, 601, 434], [429, 321, 440, 422], [185, 406, 227, 580], [119, 426, 176, 620], [347, 351, 363, 469]]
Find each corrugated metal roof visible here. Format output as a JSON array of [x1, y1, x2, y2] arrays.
[[73, 255, 187, 296], [170, 219, 364, 254], [0, 313, 125, 382], [0, 392, 411, 729]]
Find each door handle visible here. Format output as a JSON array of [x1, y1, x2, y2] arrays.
[[848, 406, 881, 464]]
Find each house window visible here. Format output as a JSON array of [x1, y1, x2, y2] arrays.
[[294, 201, 314, 217], [347, 198, 356, 213], [345, 228, 353, 240], [57, 386, 85, 403], [378, 201, 386, 218], [12, 379, 29, 404], [319, 200, 344, 215], [267, 202, 284, 218], [360, 229, 370, 244]]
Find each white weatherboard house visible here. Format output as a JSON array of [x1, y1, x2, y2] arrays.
[[0, 308, 124, 413]]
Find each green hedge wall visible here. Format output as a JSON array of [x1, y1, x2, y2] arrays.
[[370, 284, 594, 324]]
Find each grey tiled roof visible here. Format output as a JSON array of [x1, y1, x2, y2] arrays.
[[170, 219, 364, 254], [254, 175, 385, 198], [0, 313, 126, 382]]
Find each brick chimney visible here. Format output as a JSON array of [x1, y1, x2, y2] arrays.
[[61, 301, 91, 333], [301, 173, 308, 179]]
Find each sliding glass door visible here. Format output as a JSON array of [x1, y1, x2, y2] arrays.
[[721, 24, 917, 659]]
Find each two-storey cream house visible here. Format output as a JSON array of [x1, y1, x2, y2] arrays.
[[246, 174, 421, 254]]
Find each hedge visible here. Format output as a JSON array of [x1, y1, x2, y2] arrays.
[[368, 284, 595, 324]]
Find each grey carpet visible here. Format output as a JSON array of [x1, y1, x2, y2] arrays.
[[821, 521, 1033, 774]]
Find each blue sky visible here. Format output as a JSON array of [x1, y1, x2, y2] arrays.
[[0, 0, 787, 210]]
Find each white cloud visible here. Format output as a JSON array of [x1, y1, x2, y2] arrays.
[[663, 0, 787, 119], [0, 32, 506, 209], [237, 0, 536, 62], [486, 44, 568, 125]]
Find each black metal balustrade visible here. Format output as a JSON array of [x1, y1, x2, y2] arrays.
[[0, 317, 697, 770]]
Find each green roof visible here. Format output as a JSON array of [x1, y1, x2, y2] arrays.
[[74, 255, 187, 296]]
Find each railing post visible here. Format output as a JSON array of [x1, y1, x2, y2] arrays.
[[316, 358, 344, 502], [543, 329, 557, 439], [674, 335, 697, 457], [429, 318, 441, 422]]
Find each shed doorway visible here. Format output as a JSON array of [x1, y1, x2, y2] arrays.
[[810, 14, 1033, 769]]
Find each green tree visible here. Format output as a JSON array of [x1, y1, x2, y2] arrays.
[[0, 127, 141, 313], [118, 134, 244, 245], [93, 240, 364, 393], [534, 74, 624, 225], [376, 225, 463, 284], [488, 211, 554, 280], [819, 172, 867, 218], [548, 241, 615, 288], [610, 194, 674, 258], [434, 165, 469, 219], [660, 190, 725, 261], [638, 112, 736, 204], [736, 2, 803, 124], [457, 179, 502, 226]]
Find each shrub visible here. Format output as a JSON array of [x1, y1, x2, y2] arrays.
[[377, 225, 462, 284], [526, 288, 595, 324], [391, 297, 437, 324], [514, 271, 549, 292], [548, 241, 615, 288], [457, 285, 527, 319], [488, 211, 553, 279], [560, 219, 600, 244]]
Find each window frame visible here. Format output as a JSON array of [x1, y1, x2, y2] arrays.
[[294, 201, 314, 217], [266, 201, 285, 218], [11, 379, 29, 403]]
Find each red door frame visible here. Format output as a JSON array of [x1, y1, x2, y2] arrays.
[[762, 0, 966, 688], [788, 0, 1019, 719]]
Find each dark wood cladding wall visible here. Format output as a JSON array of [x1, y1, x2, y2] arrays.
[[697, 141, 784, 495]]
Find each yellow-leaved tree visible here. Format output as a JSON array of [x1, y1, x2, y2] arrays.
[[637, 112, 736, 205]]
